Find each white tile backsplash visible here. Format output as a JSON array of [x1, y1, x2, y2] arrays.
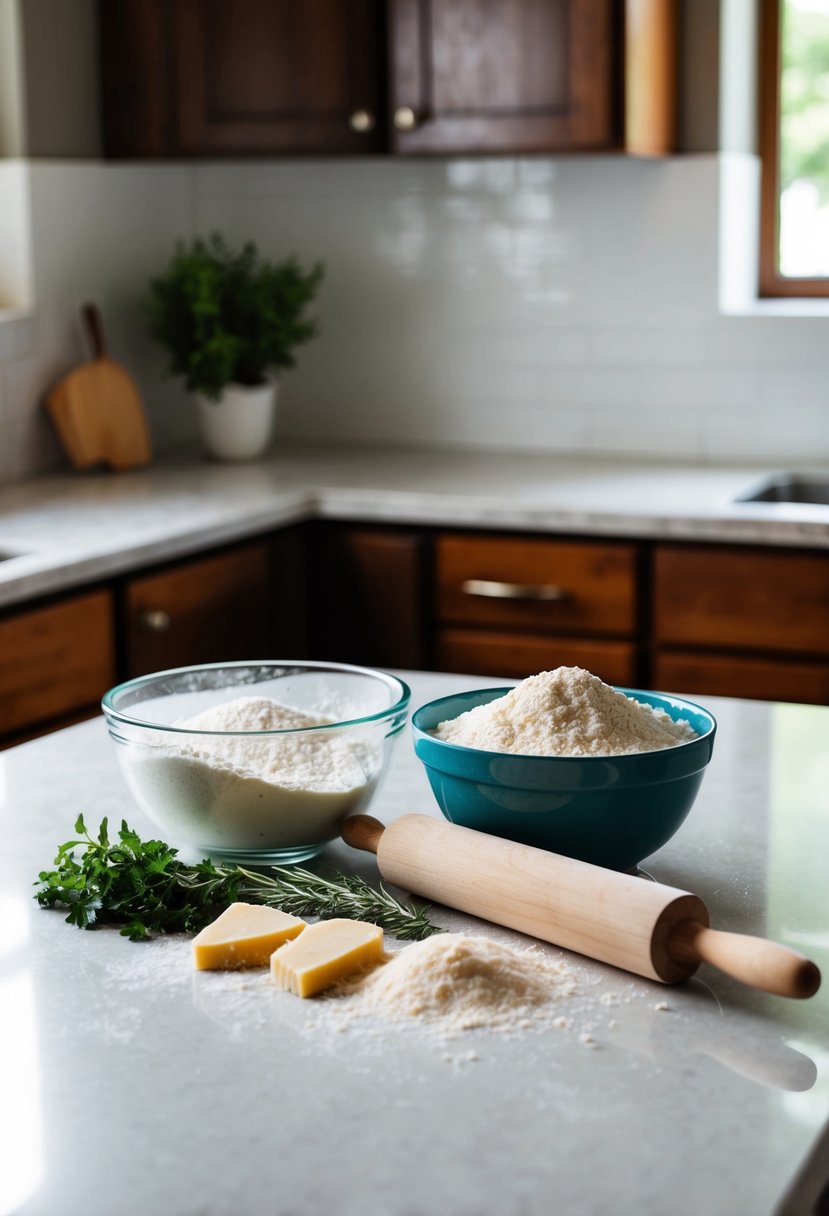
[[1, 152, 829, 481]]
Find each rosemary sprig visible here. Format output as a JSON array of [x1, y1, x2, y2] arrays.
[[34, 815, 440, 943]]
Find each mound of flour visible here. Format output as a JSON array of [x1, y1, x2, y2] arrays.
[[125, 695, 378, 850], [175, 695, 371, 792], [333, 934, 576, 1037], [434, 667, 697, 757]]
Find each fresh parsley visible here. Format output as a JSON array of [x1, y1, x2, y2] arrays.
[[34, 815, 440, 942]]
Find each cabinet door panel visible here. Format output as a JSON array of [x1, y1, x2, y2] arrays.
[[0, 590, 115, 735], [653, 545, 829, 656], [308, 526, 427, 669], [100, 0, 174, 157], [653, 651, 829, 706], [125, 543, 270, 676], [435, 628, 636, 684], [174, 0, 384, 154], [436, 535, 637, 636], [389, 0, 616, 153]]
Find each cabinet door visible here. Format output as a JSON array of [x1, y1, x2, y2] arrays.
[[100, 0, 175, 157], [388, 0, 617, 154], [0, 590, 115, 738], [653, 545, 829, 656], [124, 542, 271, 677], [173, 0, 384, 155], [308, 526, 428, 669]]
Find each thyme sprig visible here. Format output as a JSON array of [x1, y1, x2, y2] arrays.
[[34, 815, 439, 943]]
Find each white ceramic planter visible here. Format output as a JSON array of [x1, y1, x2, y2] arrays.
[[196, 379, 277, 462]]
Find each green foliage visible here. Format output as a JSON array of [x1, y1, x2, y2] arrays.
[[34, 815, 440, 942], [147, 234, 324, 400], [781, 3, 829, 202]]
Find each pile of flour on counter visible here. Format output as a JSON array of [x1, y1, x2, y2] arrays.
[[327, 933, 578, 1039], [434, 667, 697, 757]]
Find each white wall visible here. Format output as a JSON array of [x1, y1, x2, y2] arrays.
[[0, 152, 827, 481]]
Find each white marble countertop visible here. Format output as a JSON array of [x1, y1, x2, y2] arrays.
[[1, 442, 829, 608], [3, 670, 829, 1216]]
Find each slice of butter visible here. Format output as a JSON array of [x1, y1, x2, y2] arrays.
[[193, 902, 306, 970], [270, 918, 385, 997]]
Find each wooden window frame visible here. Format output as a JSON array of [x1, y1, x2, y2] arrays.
[[759, 0, 829, 297]]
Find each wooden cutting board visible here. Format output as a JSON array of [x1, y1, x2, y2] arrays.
[[46, 304, 152, 471]]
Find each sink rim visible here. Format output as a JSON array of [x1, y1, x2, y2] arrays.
[[734, 472, 829, 506]]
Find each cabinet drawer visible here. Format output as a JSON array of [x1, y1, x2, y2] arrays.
[[653, 650, 829, 706], [653, 545, 829, 656], [435, 628, 637, 685], [0, 589, 115, 735], [125, 542, 270, 676], [436, 535, 637, 636]]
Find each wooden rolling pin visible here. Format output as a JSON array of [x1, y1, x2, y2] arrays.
[[341, 814, 821, 1000]]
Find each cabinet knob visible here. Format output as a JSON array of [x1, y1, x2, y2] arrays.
[[393, 105, 418, 132], [349, 109, 375, 133], [139, 609, 171, 633]]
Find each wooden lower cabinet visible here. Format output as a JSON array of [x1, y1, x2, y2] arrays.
[[653, 542, 829, 705], [307, 525, 428, 670], [433, 531, 640, 684], [0, 588, 115, 741], [436, 533, 637, 636], [435, 628, 637, 685], [653, 651, 829, 706], [653, 544, 829, 655], [6, 524, 829, 749], [0, 532, 307, 747], [124, 540, 272, 677]]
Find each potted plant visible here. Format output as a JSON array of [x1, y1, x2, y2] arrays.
[[147, 234, 324, 461]]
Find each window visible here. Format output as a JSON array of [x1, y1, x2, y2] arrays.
[[760, 0, 829, 295]]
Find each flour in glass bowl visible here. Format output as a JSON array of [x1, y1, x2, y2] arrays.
[[122, 695, 380, 851], [434, 668, 698, 757]]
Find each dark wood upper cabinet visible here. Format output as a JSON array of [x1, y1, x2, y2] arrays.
[[99, 0, 619, 158], [388, 0, 617, 155], [173, 0, 385, 155], [101, 0, 384, 157]]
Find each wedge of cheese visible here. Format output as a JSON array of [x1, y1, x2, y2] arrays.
[[193, 902, 306, 970], [270, 918, 385, 997]]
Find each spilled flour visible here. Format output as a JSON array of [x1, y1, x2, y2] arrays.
[[326, 933, 578, 1039], [434, 667, 698, 757], [92, 930, 656, 1059]]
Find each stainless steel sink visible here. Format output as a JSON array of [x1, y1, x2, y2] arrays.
[[735, 474, 829, 505]]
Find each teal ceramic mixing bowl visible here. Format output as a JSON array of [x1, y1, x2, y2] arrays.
[[412, 687, 716, 872]]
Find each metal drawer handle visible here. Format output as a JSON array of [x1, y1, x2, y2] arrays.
[[139, 609, 171, 633], [461, 579, 569, 603]]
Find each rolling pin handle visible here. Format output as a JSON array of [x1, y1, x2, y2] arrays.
[[341, 814, 386, 855], [82, 302, 107, 358], [669, 920, 821, 1000]]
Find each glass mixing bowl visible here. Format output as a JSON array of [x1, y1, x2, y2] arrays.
[[102, 661, 411, 865]]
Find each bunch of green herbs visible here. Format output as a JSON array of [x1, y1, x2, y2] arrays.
[[34, 815, 439, 943]]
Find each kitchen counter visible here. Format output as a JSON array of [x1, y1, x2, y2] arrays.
[[3, 670, 828, 1216], [1, 442, 829, 608]]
